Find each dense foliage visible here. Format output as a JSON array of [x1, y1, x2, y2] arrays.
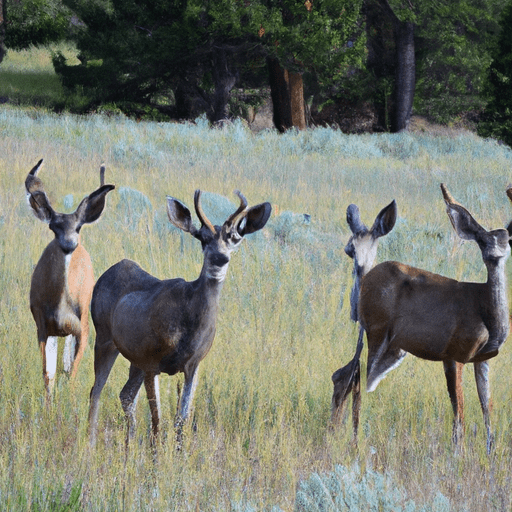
[[3, 0, 512, 138], [4, 0, 70, 49], [414, 0, 506, 124], [51, 0, 365, 120], [477, 0, 512, 146]]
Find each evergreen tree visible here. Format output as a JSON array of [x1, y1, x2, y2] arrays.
[[4, 0, 70, 50], [478, 1, 512, 146], [53, 0, 365, 125], [364, 0, 504, 131]]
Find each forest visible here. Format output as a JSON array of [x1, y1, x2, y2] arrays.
[[1, 0, 512, 143]]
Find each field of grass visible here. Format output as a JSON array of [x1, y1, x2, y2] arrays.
[[0, 44, 79, 109], [2, 48, 512, 511]]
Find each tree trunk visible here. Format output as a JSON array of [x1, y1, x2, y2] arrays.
[[211, 47, 237, 125], [289, 71, 306, 130], [393, 20, 415, 132], [267, 57, 306, 132], [372, 0, 416, 132], [0, 0, 5, 64]]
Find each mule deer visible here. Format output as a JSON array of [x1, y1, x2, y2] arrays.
[[331, 200, 397, 434], [332, 184, 511, 453], [87, 190, 271, 447], [26, 159, 115, 398]]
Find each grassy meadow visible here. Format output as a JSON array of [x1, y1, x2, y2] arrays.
[[2, 47, 512, 511]]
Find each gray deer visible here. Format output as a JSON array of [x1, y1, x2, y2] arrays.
[[88, 190, 271, 447]]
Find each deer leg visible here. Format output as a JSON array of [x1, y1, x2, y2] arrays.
[[40, 336, 58, 401], [70, 316, 89, 380], [144, 372, 161, 445], [366, 332, 407, 392], [175, 365, 199, 447], [474, 361, 494, 454], [120, 364, 145, 447], [351, 360, 361, 444], [88, 341, 119, 446], [331, 363, 355, 427], [63, 335, 76, 374], [443, 360, 464, 446]]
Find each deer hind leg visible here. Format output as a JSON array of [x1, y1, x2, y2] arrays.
[[144, 372, 161, 445], [40, 336, 58, 401], [120, 364, 145, 448], [366, 332, 407, 392], [474, 361, 493, 454], [88, 339, 120, 446], [443, 360, 464, 446]]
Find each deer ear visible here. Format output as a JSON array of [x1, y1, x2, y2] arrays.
[[239, 202, 271, 236], [25, 159, 54, 223], [446, 203, 485, 241], [167, 196, 197, 234], [346, 204, 366, 234], [27, 190, 54, 223], [76, 184, 115, 225], [370, 200, 397, 238]]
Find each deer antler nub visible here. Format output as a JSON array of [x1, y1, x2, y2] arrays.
[[226, 190, 248, 226], [194, 190, 216, 234]]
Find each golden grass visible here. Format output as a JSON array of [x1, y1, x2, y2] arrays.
[[1, 106, 512, 510]]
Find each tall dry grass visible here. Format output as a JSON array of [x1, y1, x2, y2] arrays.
[[1, 102, 512, 510]]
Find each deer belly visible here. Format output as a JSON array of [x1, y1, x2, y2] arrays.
[[40, 304, 81, 337], [111, 293, 178, 370]]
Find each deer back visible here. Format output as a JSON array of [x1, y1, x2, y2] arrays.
[[359, 261, 492, 363]]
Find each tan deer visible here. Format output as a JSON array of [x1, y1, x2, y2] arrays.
[[26, 159, 115, 399], [331, 200, 397, 437], [331, 184, 511, 453], [87, 190, 271, 447]]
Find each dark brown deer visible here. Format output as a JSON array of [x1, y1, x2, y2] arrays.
[[333, 184, 511, 453], [87, 190, 271, 447], [26, 159, 115, 399], [331, 200, 397, 436]]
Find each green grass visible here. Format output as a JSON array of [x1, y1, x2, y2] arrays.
[[2, 47, 512, 511], [0, 44, 79, 108]]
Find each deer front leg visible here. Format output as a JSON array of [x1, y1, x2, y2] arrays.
[[474, 361, 494, 454], [63, 335, 76, 374], [175, 365, 199, 448], [443, 360, 465, 447], [144, 372, 161, 445], [40, 336, 58, 402], [70, 315, 89, 380], [351, 360, 361, 445], [331, 363, 355, 427]]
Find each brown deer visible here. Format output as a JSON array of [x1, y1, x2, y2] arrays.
[[87, 190, 271, 447], [331, 200, 397, 436], [26, 159, 115, 399], [332, 184, 511, 453]]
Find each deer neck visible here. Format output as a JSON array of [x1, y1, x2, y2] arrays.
[[199, 248, 231, 290], [350, 267, 362, 323], [485, 257, 509, 341], [44, 239, 75, 297]]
